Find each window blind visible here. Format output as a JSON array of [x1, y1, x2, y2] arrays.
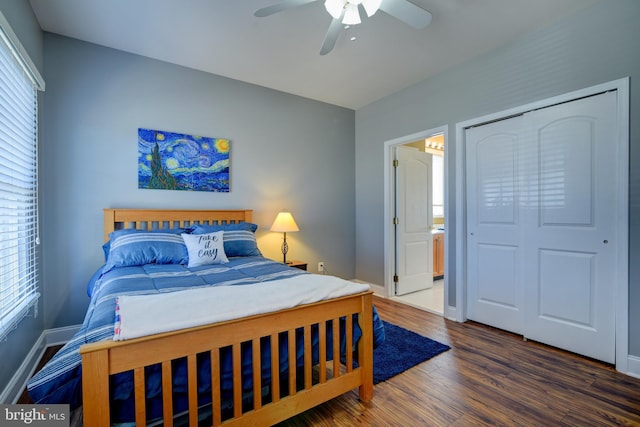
[[0, 14, 43, 341]]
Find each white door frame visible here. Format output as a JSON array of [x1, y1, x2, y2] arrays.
[[383, 125, 455, 318], [454, 77, 630, 373]]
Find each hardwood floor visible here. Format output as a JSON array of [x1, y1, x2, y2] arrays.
[[22, 295, 640, 426], [278, 296, 640, 426]]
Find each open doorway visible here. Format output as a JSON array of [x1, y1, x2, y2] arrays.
[[383, 125, 448, 316]]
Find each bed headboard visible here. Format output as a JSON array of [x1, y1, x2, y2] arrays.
[[103, 208, 254, 242]]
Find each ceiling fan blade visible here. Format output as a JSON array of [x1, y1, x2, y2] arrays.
[[379, 0, 432, 29], [320, 17, 344, 55], [254, 0, 318, 17]]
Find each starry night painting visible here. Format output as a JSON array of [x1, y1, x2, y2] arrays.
[[138, 128, 230, 192]]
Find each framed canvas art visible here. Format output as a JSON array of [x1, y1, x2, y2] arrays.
[[138, 128, 230, 192]]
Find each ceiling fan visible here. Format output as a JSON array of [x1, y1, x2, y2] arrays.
[[254, 0, 432, 55]]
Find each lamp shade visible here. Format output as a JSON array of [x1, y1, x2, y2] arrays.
[[270, 212, 300, 233]]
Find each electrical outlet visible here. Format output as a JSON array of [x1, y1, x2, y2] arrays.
[[318, 262, 325, 273]]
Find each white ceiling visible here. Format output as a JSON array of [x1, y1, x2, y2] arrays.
[[29, 0, 596, 109]]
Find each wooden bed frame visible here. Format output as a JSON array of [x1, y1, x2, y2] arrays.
[[80, 209, 374, 426]]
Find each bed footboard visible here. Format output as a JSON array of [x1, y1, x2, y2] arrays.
[[80, 291, 374, 426]]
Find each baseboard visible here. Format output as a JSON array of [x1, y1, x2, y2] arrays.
[[350, 279, 386, 297], [625, 355, 640, 379], [444, 305, 458, 322], [369, 283, 386, 297], [44, 324, 80, 347], [0, 324, 80, 404], [0, 333, 46, 404]]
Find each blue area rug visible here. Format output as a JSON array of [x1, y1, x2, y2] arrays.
[[374, 321, 450, 384]]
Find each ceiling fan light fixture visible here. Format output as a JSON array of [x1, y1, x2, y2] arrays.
[[342, 3, 362, 25], [325, 0, 379, 25]]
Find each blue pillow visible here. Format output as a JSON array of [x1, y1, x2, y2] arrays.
[[103, 228, 188, 272], [102, 227, 188, 259], [189, 223, 262, 257], [86, 264, 105, 298]]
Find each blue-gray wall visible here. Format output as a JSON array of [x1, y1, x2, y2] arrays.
[[355, 0, 640, 356], [0, 0, 44, 398], [40, 34, 356, 329]]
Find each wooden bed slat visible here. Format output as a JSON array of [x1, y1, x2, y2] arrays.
[[161, 360, 173, 427], [319, 322, 327, 384], [288, 329, 296, 397], [210, 349, 222, 427], [332, 318, 340, 378], [270, 333, 280, 403], [232, 343, 242, 419], [346, 316, 353, 373], [134, 367, 146, 426], [252, 337, 262, 411], [304, 325, 312, 390], [187, 354, 198, 426]]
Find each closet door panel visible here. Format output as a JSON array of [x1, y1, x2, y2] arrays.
[[522, 92, 617, 363], [538, 249, 595, 326], [466, 118, 524, 334], [538, 118, 594, 226]]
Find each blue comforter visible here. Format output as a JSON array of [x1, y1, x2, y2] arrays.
[[27, 256, 385, 423]]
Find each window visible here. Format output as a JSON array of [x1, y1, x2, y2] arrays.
[[0, 12, 45, 341]]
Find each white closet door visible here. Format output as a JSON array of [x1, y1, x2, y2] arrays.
[[466, 91, 618, 363], [466, 117, 525, 334], [522, 92, 617, 363]]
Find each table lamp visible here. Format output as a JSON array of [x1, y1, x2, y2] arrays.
[[270, 211, 299, 264]]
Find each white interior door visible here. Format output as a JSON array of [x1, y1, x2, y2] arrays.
[[466, 117, 525, 334], [465, 91, 618, 363], [395, 146, 434, 296], [521, 92, 617, 363]]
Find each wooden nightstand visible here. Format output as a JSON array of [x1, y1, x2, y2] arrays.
[[286, 260, 307, 271]]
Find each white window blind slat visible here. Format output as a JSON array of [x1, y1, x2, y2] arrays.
[[0, 119, 36, 142], [0, 13, 42, 341], [0, 159, 35, 176]]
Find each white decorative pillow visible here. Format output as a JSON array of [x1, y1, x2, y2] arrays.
[[181, 231, 229, 267]]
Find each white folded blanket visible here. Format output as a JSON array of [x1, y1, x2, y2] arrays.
[[114, 274, 370, 341]]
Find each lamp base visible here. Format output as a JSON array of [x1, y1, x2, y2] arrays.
[[281, 233, 289, 264]]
